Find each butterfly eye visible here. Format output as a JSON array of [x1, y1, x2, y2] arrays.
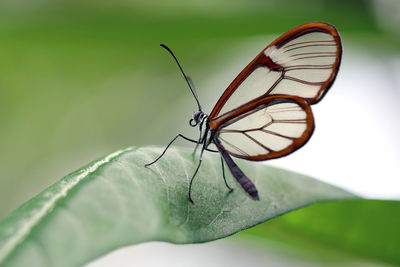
[[189, 111, 204, 127]]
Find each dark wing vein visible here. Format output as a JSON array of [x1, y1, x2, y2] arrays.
[[260, 129, 296, 140], [283, 76, 325, 85], [285, 64, 334, 70], [284, 40, 335, 49], [218, 135, 250, 156], [288, 51, 336, 57], [290, 55, 336, 62], [243, 132, 272, 152], [283, 43, 336, 53], [273, 119, 307, 123], [266, 107, 304, 113]]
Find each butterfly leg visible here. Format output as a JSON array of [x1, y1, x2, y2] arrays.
[[192, 121, 203, 158], [145, 133, 217, 168], [188, 137, 208, 203], [144, 134, 198, 167], [188, 157, 202, 204], [220, 155, 233, 191]]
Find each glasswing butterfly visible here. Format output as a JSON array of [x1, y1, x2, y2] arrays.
[[146, 22, 342, 203]]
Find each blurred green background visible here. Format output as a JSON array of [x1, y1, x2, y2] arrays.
[[1, 0, 399, 265], [2, 0, 397, 218], [0, 0, 395, 212]]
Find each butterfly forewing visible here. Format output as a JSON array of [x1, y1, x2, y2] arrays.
[[211, 95, 314, 161], [215, 67, 282, 117], [209, 22, 342, 119], [265, 30, 339, 100]]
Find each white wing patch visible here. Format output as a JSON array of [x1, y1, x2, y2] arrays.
[[216, 102, 309, 158], [270, 78, 321, 99], [265, 32, 339, 100], [219, 67, 281, 116]]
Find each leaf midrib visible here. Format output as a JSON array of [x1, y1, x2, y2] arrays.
[[0, 148, 130, 263]]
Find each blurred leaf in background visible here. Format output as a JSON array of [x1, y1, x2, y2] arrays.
[[0, 0, 391, 218]]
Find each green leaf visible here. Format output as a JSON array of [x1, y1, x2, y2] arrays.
[[0, 146, 355, 267], [241, 199, 400, 266]]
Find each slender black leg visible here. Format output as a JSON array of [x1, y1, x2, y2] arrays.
[[220, 155, 233, 191], [144, 134, 198, 167], [188, 157, 202, 204], [188, 138, 207, 203], [192, 122, 203, 158], [205, 147, 218, 153]]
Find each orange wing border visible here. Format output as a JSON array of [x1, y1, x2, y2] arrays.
[[209, 22, 342, 119], [210, 95, 315, 161]]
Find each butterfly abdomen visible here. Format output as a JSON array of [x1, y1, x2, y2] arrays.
[[217, 143, 259, 200], [235, 174, 259, 200]]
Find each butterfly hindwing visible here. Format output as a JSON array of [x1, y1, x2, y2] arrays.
[[210, 95, 314, 161]]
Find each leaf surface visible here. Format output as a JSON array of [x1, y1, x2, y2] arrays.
[[0, 146, 355, 267]]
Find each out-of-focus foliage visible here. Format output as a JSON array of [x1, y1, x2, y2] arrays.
[[0, 0, 389, 219], [241, 199, 400, 266]]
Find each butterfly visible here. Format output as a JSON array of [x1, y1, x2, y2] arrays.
[[146, 22, 342, 203]]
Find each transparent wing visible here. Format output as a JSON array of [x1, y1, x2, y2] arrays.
[[212, 95, 314, 161], [209, 22, 342, 119]]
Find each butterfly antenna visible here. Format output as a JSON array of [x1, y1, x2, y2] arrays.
[[160, 44, 202, 111], [186, 76, 200, 103]]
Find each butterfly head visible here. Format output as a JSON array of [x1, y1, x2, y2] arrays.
[[189, 110, 206, 127]]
